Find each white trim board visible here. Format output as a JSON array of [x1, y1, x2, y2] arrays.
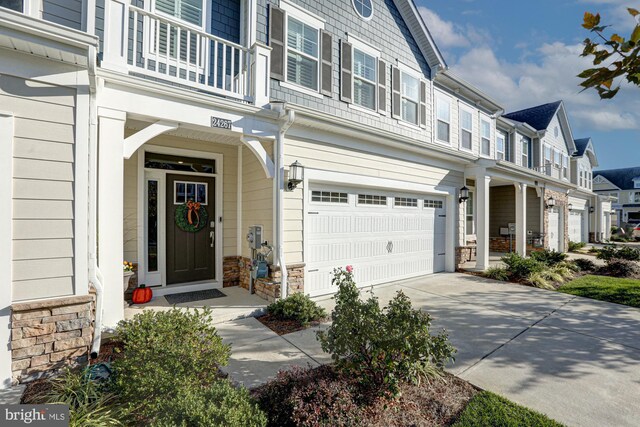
[[0, 112, 14, 389]]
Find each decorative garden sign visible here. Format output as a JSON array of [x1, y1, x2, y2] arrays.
[[175, 200, 208, 232]]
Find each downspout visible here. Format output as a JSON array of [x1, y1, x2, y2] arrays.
[[272, 103, 295, 299], [86, 45, 105, 358]]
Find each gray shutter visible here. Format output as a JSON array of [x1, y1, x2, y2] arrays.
[[340, 40, 352, 103], [419, 80, 427, 128], [269, 5, 285, 81], [391, 65, 401, 119], [320, 31, 333, 96], [377, 59, 386, 114]]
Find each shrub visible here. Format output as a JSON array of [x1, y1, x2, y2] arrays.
[[267, 293, 326, 324], [528, 272, 553, 290], [501, 253, 544, 280], [551, 264, 575, 281], [254, 366, 360, 427], [568, 241, 586, 252], [602, 258, 640, 278], [40, 368, 129, 427], [483, 267, 510, 281], [530, 249, 567, 266], [317, 267, 456, 399], [154, 381, 266, 427], [596, 245, 640, 262], [573, 258, 596, 272], [112, 308, 231, 418]]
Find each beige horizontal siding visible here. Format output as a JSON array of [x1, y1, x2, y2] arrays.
[[13, 239, 74, 260], [14, 138, 74, 162], [13, 179, 74, 200], [242, 143, 273, 259], [12, 277, 74, 302], [3, 73, 77, 302]]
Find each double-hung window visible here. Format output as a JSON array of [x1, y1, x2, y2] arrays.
[[401, 72, 420, 125], [287, 17, 320, 91], [0, 0, 23, 12], [156, 0, 203, 25], [633, 192, 640, 203], [436, 96, 451, 143], [459, 108, 473, 151], [353, 48, 377, 110], [554, 150, 561, 169], [543, 145, 551, 170], [562, 155, 568, 179], [496, 131, 506, 160], [480, 119, 491, 156], [521, 137, 530, 168]]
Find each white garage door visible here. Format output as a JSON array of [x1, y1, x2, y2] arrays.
[[569, 211, 584, 243], [305, 187, 447, 297], [548, 207, 561, 252]]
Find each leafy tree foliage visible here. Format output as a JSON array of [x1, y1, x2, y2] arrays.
[[579, 8, 640, 98]]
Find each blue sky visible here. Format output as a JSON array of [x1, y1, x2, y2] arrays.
[[416, 0, 640, 170]]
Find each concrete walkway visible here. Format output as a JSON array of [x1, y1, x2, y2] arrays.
[[216, 273, 640, 427]]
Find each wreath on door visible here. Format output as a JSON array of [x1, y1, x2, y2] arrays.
[[175, 200, 208, 232]]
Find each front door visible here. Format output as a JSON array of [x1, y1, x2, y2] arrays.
[[166, 174, 215, 284]]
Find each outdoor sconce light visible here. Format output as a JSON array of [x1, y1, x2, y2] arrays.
[[287, 160, 304, 191], [546, 197, 556, 209], [568, 203, 573, 212], [459, 186, 470, 204], [589, 206, 595, 214]]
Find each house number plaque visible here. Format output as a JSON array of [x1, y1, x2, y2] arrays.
[[211, 117, 232, 129]]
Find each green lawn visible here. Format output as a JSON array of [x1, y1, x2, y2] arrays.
[[558, 275, 640, 308], [453, 391, 564, 427]]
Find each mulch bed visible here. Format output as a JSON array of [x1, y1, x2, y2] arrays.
[[21, 339, 125, 404], [361, 374, 478, 426], [256, 314, 327, 336]]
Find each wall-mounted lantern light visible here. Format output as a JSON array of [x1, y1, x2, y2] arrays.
[[459, 186, 470, 204], [287, 160, 304, 191], [568, 203, 573, 212], [546, 197, 556, 209]]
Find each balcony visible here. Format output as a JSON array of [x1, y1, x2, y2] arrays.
[[101, 0, 270, 106]]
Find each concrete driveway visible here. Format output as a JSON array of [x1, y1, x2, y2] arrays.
[[217, 273, 640, 427]]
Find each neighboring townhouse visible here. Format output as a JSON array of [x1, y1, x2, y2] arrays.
[[0, 0, 612, 386], [593, 167, 640, 226]]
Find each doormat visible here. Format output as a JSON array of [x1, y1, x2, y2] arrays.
[[165, 289, 226, 305]]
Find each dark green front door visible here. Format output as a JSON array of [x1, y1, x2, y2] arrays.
[[166, 174, 215, 284]]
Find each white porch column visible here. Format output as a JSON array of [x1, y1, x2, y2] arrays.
[[98, 108, 126, 327], [476, 174, 491, 270], [515, 183, 527, 256]]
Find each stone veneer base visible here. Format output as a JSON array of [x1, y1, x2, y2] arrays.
[[11, 294, 95, 384]]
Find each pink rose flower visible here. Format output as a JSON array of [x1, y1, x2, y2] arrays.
[[346, 265, 353, 273]]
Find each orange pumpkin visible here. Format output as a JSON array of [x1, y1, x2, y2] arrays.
[[132, 285, 153, 304]]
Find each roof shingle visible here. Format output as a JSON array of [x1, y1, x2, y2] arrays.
[[503, 101, 562, 131], [594, 167, 640, 190]]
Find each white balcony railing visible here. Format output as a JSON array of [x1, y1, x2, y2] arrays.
[[128, 5, 250, 100]]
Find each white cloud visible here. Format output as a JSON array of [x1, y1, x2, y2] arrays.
[[450, 42, 640, 131], [418, 7, 469, 48]]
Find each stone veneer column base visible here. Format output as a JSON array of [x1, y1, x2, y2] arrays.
[[253, 263, 305, 303], [11, 294, 95, 384], [543, 189, 570, 251]]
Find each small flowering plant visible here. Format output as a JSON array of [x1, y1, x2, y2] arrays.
[[123, 261, 134, 273]]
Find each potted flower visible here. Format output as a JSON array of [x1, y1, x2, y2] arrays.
[[123, 261, 135, 291]]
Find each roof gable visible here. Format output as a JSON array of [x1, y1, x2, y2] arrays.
[[573, 137, 598, 167], [503, 101, 562, 131], [503, 100, 576, 153], [594, 167, 640, 190]]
